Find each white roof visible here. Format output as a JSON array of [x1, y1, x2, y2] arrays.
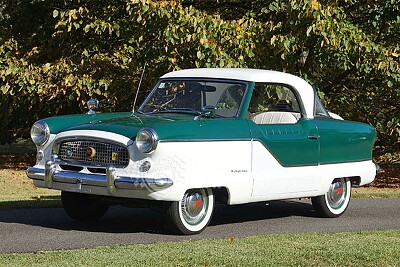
[[161, 68, 315, 118]]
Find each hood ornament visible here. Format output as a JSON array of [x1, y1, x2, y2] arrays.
[[87, 99, 99, 114]]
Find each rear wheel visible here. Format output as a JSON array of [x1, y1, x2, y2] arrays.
[[165, 188, 214, 235], [61, 191, 109, 222], [311, 178, 351, 218]]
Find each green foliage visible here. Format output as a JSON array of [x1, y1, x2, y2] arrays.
[[0, 0, 399, 156]]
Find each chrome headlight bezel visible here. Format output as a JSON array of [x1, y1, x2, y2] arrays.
[[31, 120, 50, 146], [135, 128, 158, 154]]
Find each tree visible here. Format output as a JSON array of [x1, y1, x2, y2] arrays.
[[0, 0, 399, 160]]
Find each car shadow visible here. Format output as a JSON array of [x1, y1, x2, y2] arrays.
[[0, 199, 318, 235], [210, 199, 317, 226]]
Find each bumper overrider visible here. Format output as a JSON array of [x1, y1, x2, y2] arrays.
[[27, 159, 174, 195]]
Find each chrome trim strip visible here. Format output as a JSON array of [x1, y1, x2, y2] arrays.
[[26, 166, 173, 192], [115, 177, 174, 190], [54, 135, 131, 148], [26, 167, 45, 180], [53, 171, 106, 187]]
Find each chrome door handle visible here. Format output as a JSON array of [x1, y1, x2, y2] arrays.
[[307, 135, 320, 140]]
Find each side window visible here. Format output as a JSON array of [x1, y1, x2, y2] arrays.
[[314, 94, 330, 117], [248, 83, 302, 124]]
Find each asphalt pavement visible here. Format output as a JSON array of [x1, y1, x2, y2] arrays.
[[0, 198, 399, 253]]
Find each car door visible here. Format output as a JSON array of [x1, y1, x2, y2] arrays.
[[247, 83, 320, 197]]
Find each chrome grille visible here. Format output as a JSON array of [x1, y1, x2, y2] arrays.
[[58, 140, 129, 168]]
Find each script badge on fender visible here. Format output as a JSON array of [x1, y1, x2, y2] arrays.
[[86, 147, 96, 158]]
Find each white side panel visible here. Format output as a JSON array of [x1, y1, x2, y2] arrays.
[[250, 140, 376, 201], [251, 141, 321, 197], [148, 141, 253, 203], [318, 160, 376, 188]]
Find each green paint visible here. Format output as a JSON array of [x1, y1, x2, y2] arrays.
[[249, 118, 319, 166], [238, 81, 255, 118], [65, 113, 196, 139], [41, 105, 375, 166], [153, 117, 251, 141], [314, 118, 376, 164], [42, 112, 132, 134], [43, 112, 251, 140], [248, 117, 375, 167]]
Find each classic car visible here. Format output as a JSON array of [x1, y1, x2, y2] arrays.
[[27, 68, 378, 235]]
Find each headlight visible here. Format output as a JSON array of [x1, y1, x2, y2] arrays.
[[135, 128, 158, 154], [31, 120, 50, 146]]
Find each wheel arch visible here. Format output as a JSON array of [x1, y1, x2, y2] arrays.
[[349, 176, 361, 187], [213, 187, 230, 204]]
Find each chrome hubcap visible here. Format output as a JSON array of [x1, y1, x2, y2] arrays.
[[327, 178, 347, 209], [181, 189, 207, 225]]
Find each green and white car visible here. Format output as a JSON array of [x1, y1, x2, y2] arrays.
[[27, 68, 378, 235]]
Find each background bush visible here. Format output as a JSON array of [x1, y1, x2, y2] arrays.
[[0, 0, 399, 160]]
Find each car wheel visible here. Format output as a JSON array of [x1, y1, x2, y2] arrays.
[[165, 188, 214, 235], [311, 178, 351, 218], [61, 191, 109, 222]]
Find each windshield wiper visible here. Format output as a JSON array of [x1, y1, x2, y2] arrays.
[[140, 106, 202, 116], [164, 108, 202, 115], [140, 104, 169, 114]]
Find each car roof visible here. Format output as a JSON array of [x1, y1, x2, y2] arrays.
[[162, 68, 296, 82], [161, 68, 316, 118]]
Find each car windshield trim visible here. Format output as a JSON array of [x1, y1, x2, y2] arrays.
[[145, 108, 201, 115], [138, 78, 249, 118]]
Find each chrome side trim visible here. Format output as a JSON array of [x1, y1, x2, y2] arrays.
[[115, 177, 174, 190], [26, 166, 173, 193]]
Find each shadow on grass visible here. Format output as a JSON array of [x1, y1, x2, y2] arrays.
[[0, 196, 61, 210], [0, 140, 36, 170]]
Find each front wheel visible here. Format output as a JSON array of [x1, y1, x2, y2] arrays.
[[165, 188, 214, 235], [61, 191, 109, 222], [311, 178, 351, 218]]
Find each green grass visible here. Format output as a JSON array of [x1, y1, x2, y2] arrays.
[[0, 139, 36, 155], [352, 187, 400, 198], [0, 169, 60, 209], [1, 230, 399, 266]]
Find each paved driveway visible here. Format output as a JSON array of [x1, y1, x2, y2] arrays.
[[0, 198, 399, 253]]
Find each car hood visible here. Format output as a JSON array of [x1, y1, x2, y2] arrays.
[[43, 112, 251, 141]]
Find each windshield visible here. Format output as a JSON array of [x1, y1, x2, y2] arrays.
[[138, 80, 247, 117]]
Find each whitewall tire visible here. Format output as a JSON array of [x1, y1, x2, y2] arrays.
[[311, 178, 351, 218], [165, 188, 214, 235]]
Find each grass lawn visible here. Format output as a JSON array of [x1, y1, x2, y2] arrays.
[[0, 169, 60, 209], [1, 230, 399, 266]]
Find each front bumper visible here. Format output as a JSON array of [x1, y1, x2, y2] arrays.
[[27, 160, 173, 195]]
